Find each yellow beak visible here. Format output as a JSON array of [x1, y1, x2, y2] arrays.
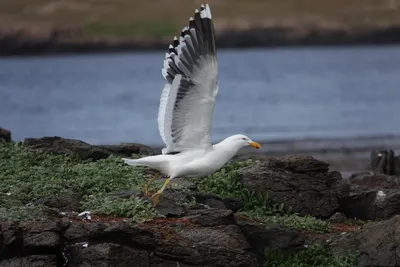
[[248, 141, 261, 149]]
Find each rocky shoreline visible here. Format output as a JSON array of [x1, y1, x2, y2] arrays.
[[2, 129, 400, 266], [1, 24, 400, 56]]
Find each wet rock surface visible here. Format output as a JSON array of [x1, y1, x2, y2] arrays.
[[238, 155, 342, 218]]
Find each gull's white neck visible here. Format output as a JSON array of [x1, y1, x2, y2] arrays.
[[212, 137, 244, 163], [168, 136, 245, 178]]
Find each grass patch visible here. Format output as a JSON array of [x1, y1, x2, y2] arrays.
[[263, 244, 360, 267], [0, 142, 159, 222], [192, 160, 332, 233], [245, 213, 332, 234], [0, 194, 50, 221], [0, 204, 49, 221], [82, 194, 159, 223]]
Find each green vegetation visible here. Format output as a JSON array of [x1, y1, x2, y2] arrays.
[[82, 194, 159, 223], [0, 195, 49, 221], [1, 141, 360, 265], [193, 160, 332, 233], [263, 244, 360, 267], [0, 142, 159, 222], [1, 141, 330, 232], [83, 20, 177, 38]]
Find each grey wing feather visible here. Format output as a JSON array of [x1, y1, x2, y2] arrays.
[[158, 4, 218, 154]]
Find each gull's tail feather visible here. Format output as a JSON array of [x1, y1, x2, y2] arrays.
[[122, 155, 173, 174], [122, 158, 148, 167]]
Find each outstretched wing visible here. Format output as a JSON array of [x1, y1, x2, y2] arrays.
[[158, 4, 218, 154]]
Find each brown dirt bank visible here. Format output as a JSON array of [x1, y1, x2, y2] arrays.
[[1, 0, 400, 56]]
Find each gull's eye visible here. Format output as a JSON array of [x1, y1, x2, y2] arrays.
[[242, 137, 246, 141]]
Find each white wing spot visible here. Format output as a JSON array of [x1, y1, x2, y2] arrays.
[[375, 190, 386, 206]]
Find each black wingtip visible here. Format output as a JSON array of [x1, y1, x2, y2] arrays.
[[181, 26, 189, 38], [173, 36, 179, 48], [168, 44, 176, 54]]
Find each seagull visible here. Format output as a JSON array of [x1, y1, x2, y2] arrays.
[[123, 3, 261, 206]]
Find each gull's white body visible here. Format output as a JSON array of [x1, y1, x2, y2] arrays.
[[123, 4, 260, 180], [124, 135, 253, 178]]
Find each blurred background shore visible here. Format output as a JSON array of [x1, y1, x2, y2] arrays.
[[1, 0, 400, 176], [2, 0, 400, 55]]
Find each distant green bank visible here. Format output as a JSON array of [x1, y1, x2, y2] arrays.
[[1, 0, 400, 55], [1, 25, 400, 56]]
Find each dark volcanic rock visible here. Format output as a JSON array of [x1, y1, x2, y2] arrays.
[[237, 218, 304, 262], [0, 255, 57, 267], [238, 156, 342, 218], [303, 216, 400, 266], [370, 149, 400, 176], [182, 209, 235, 226], [20, 221, 61, 255], [339, 174, 400, 220], [194, 192, 244, 212], [0, 219, 61, 260], [0, 221, 24, 259], [24, 136, 110, 160], [153, 188, 192, 217], [150, 257, 194, 267], [63, 212, 259, 267], [34, 194, 82, 211], [152, 242, 257, 267], [67, 243, 149, 267], [154, 197, 186, 217], [0, 127, 11, 142], [349, 173, 400, 189], [357, 215, 400, 266], [174, 224, 250, 250], [327, 212, 348, 223], [23, 136, 153, 160], [97, 143, 154, 156], [338, 187, 385, 221], [327, 232, 360, 255]]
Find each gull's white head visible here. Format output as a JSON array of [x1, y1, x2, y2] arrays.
[[225, 134, 261, 150]]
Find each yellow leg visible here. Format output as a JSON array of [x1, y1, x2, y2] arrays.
[[144, 173, 161, 195], [150, 177, 172, 206]]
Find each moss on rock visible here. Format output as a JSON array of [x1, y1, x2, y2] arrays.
[[263, 244, 359, 267], [0, 142, 159, 222], [192, 160, 332, 233]]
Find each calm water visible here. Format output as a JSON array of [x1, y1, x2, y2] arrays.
[[1, 46, 400, 146]]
